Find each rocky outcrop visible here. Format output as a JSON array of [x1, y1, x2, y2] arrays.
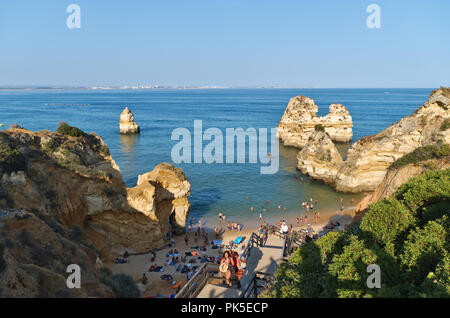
[[296, 130, 343, 186], [296, 87, 450, 193], [355, 156, 450, 213], [119, 107, 140, 134], [0, 208, 114, 298], [0, 127, 190, 261], [277, 95, 353, 148]]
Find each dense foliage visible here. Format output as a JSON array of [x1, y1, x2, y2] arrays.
[[267, 169, 450, 298], [391, 143, 450, 169], [99, 268, 140, 298], [0, 141, 26, 174], [56, 122, 85, 137]]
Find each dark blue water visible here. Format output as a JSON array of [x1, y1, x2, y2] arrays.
[[0, 88, 432, 228]]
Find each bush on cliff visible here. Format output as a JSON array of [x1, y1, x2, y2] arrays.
[[0, 142, 26, 174], [267, 169, 450, 298], [391, 143, 450, 169], [100, 271, 140, 298], [56, 122, 84, 137]]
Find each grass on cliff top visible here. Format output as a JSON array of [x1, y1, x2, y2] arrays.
[[267, 169, 450, 298], [390, 143, 450, 169], [440, 119, 450, 131], [157, 162, 187, 181], [56, 122, 85, 137], [431, 86, 450, 99]]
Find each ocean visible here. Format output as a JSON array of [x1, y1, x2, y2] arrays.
[[0, 88, 432, 229]]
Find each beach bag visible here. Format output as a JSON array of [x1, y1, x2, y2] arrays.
[[219, 263, 228, 273]]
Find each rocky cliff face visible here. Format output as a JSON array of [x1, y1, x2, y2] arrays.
[[277, 95, 353, 148], [296, 130, 343, 186], [355, 156, 450, 213], [296, 88, 450, 193], [119, 107, 140, 134], [0, 128, 190, 261], [0, 209, 114, 297]]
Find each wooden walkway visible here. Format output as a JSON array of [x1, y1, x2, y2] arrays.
[[196, 234, 284, 298]]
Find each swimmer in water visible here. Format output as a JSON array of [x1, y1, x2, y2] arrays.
[[250, 206, 254, 212]]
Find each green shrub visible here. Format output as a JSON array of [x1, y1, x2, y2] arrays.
[[360, 198, 414, 246], [102, 273, 140, 298], [395, 169, 450, 215], [0, 142, 26, 174], [99, 145, 110, 156], [391, 144, 450, 169], [269, 169, 450, 298], [56, 122, 84, 137], [314, 124, 325, 132], [400, 217, 447, 284], [440, 120, 450, 131]]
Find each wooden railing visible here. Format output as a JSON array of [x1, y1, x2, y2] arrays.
[[239, 271, 275, 298], [175, 262, 219, 298]]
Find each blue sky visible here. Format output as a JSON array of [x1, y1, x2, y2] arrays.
[[0, 0, 449, 87]]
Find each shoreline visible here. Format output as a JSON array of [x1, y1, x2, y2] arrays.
[[105, 207, 356, 298]]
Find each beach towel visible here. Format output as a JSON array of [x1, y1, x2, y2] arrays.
[[172, 281, 183, 289], [155, 266, 164, 272], [212, 240, 223, 246], [169, 294, 176, 298], [191, 251, 200, 256], [160, 274, 173, 281], [234, 236, 243, 244], [185, 252, 193, 257]]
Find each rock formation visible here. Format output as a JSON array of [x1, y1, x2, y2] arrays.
[[119, 107, 140, 134], [0, 127, 190, 259], [277, 95, 353, 148], [355, 155, 450, 213], [296, 87, 450, 193], [296, 130, 343, 186]]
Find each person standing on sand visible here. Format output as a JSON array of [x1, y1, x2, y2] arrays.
[[351, 198, 354, 205], [198, 218, 202, 229], [220, 251, 234, 287], [184, 234, 189, 246], [259, 213, 263, 222]]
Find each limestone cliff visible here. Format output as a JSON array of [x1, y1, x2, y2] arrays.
[[296, 130, 343, 186], [277, 95, 353, 148], [296, 87, 450, 193], [119, 107, 140, 134], [0, 127, 190, 261], [355, 155, 450, 213]]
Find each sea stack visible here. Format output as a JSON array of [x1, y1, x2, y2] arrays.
[[277, 95, 353, 148], [119, 107, 140, 134], [296, 87, 450, 193]]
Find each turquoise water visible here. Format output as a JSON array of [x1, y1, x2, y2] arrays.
[[0, 88, 432, 229]]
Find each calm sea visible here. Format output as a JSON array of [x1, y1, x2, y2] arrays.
[[0, 88, 432, 229]]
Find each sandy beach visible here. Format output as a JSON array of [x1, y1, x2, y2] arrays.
[[105, 208, 356, 298]]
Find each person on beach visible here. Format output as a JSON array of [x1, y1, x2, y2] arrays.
[[184, 234, 189, 246], [220, 251, 235, 287], [351, 198, 354, 205], [227, 221, 232, 231], [296, 217, 299, 224], [237, 224, 241, 231], [198, 218, 202, 229], [214, 227, 220, 237], [280, 222, 289, 235], [265, 200, 269, 204], [259, 213, 263, 222], [142, 273, 148, 285], [250, 206, 254, 212], [232, 251, 246, 289]]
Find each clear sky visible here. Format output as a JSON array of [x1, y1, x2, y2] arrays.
[[0, 0, 449, 88]]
